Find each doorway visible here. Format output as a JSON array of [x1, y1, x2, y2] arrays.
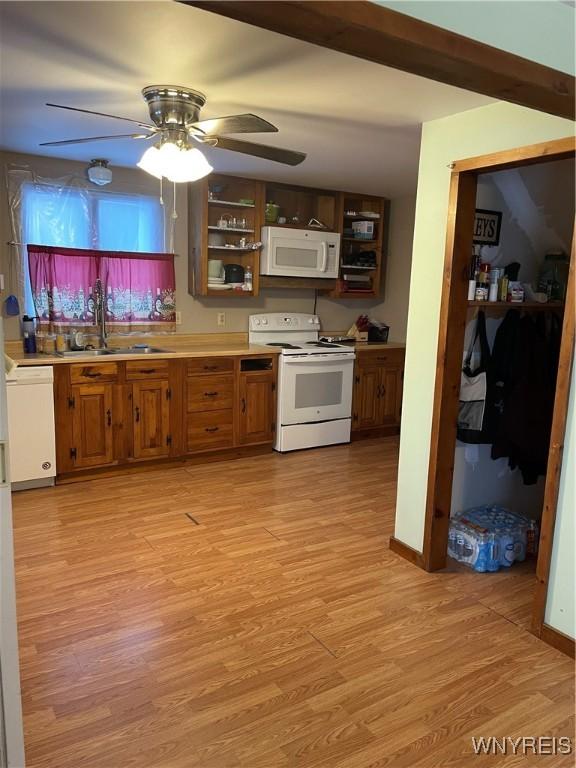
[[419, 137, 575, 652]]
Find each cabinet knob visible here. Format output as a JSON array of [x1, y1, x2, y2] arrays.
[[135, 406, 140, 423], [205, 426, 219, 433], [241, 397, 246, 413], [106, 409, 112, 427], [204, 391, 218, 397]]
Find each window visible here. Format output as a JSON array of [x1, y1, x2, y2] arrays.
[[20, 182, 164, 315]]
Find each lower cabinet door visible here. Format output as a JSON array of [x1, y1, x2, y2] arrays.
[[187, 410, 234, 453], [132, 380, 171, 459], [354, 367, 382, 429], [238, 373, 275, 445], [380, 367, 402, 425], [71, 383, 114, 468]]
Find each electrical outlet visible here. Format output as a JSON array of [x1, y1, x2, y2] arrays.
[[0, 274, 4, 291], [217, 312, 225, 327], [175, 311, 182, 325]]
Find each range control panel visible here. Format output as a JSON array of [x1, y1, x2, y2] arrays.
[[249, 313, 320, 330]]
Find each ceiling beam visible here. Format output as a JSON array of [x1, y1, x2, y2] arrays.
[[184, 1, 575, 121]]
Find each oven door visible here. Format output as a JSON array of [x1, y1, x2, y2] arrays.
[[279, 353, 355, 425]]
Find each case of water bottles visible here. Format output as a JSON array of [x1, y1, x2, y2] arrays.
[[448, 505, 539, 573]]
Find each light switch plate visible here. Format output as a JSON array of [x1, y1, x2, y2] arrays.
[[217, 313, 225, 327], [175, 311, 182, 325]]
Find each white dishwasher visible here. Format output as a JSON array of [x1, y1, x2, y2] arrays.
[[6, 366, 56, 490]]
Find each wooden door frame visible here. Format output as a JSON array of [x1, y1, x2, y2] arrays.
[[417, 135, 575, 649]]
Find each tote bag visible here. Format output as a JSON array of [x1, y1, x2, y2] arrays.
[[457, 311, 492, 444]]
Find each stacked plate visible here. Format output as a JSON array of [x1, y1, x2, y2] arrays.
[[208, 277, 231, 290]]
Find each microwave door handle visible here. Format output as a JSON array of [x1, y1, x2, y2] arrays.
[[320, 242, 328, 273]]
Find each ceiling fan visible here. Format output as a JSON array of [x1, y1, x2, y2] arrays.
[[41, 85, 306, 182]]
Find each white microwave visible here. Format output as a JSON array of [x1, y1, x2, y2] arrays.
[[260, 227, 340, 279]]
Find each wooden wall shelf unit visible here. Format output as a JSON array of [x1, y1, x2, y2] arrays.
[[188, 173, 388, 298], [331, 194, 388, 299], [189, 173, 265, 297]]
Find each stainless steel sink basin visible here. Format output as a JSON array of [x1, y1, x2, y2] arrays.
[[55, 349, 113, 357], [55, 346, 169, 357], [111, 346, 169, 355]]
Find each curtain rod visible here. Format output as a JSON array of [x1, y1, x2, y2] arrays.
[[6, 241, 179, 255]]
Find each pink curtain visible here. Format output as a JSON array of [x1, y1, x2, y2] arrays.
[[28, 245, 176, 334]]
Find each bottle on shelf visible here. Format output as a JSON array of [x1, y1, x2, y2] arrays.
[[243, 265, 253, 292]]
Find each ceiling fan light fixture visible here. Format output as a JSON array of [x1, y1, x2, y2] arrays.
[[137, 142, 212, 183]]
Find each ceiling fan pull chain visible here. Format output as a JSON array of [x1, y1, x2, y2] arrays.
[[169, 181, 178, 253]]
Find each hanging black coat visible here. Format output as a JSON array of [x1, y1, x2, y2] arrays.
[[489, 310, 561, 484]]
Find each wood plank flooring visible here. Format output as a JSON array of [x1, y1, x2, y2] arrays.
[[12, 437, 574, 767]]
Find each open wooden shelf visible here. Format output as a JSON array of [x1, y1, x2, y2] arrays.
[[468, 300, 564, 311], [208, 226, 255, 234], [207, 245, 262, 252], [208, 199, 255, 209], [342, 238, 378, 244]]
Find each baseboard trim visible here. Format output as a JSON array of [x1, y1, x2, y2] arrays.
[[540, 624, 575, 658], [389, 536, 425, 569], [352, 426, 400, 441]]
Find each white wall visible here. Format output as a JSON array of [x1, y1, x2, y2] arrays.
[[0, 151, 415, 342], [393, 101, 574, 636]]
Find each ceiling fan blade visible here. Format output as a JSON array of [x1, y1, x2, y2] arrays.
[[39, 133, 154, 147], [46, 103, 154, 130], [209, 136, 306, 166], [190, 113, 278, 135]]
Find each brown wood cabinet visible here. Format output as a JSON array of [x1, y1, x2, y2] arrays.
[[70, 382, 114, 468], [188, 173, 389, 299], [54, 353, 278, 478], [132, 380, 171, 459], [352, 348, 405, 437], [238, 370, 276, 446]]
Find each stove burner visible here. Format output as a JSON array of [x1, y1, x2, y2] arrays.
[[306, 341, 340, 348], [267, 343, 302, 349]]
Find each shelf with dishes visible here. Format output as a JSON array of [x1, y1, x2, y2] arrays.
[[208, 226, 255, 234], [331, 193, 387, 299], [467, 300, 564, 311], [207, 245, 262, 252]]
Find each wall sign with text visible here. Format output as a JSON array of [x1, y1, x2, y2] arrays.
[[473, 209, 502, 246]]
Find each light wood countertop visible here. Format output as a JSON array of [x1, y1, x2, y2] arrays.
[[8, 343, 280, 366]]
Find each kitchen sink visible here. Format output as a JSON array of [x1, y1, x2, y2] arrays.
[[55, 349, 113, 357], [55, 346, 169, 357], [111, 346, 169, 355]]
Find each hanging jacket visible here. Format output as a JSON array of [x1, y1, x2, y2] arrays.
[[490, 310, 561, 484]]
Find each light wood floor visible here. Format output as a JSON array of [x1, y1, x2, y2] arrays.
[[12, 437, 574, 768]]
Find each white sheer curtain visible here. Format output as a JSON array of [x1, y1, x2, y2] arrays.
[[7, 166, 165, 316]]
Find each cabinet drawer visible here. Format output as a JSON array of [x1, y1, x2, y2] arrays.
[[187, 357, 235, 375], [187, 410, 234, 452], [357, 348, 405, 368], [187, 375, 234, 412], [70, 362, 118, 384], [125, 359, 169, 380]]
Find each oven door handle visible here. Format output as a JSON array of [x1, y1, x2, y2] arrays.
[[282, 353, 355, 364]]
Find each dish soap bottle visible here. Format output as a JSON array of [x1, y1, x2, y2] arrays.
[[243, 265, 253, 292]]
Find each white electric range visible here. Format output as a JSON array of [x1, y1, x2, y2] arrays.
[[249, 313, 356, 452]]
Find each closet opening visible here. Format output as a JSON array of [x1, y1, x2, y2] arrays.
[[419, 137, 575, 649]]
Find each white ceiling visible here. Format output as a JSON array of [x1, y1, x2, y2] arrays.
[[0, 1, 493, 197]]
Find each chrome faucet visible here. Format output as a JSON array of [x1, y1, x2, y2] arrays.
[[93, 278, 108, 349]]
